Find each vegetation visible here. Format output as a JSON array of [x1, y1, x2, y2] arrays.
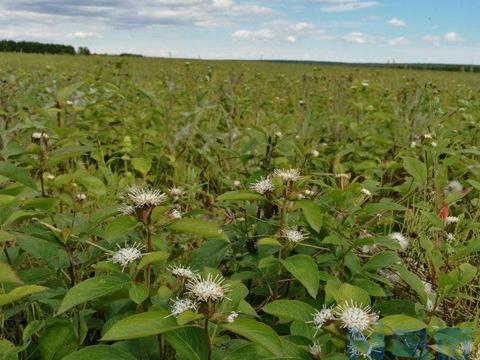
[[0, 53, 479, 359]]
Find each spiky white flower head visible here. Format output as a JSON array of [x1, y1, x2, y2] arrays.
[[310, 149, 320, 157], [169, 209, 182, 219], [127, 186, 167, 208], [250, 177, 275, 194], [233, 180, 241, 187], [76, 192, 87, 202], [444, 180, 463, 194], [185, 273, 230, 302], [169, 265, 196, 279], [309, 342, 322, 358], [445, 216, 459, 225], [170, 298, 197, 317], [389, 232, 409, 251], [446, 233, 455, 242], [274, 168, 301, 182], [282, 228, 307, 243], [169, 187, 183, 200], [310, 305, 336, 330], [118, 204, 135, 216], [361, 188, 372, 196], [335, 301, 379, 334], [226, 311, 239, 323], [111, 244, 143, 270]]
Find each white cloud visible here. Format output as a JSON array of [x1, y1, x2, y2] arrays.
[[232, 29, 275, 41], [67, 31, 97, 39], [286, 35, 297, 43], [292, 22, 315, 32], [388, 36, 408, 46], [312, 1, 379, 13], [387, 17, 406, 27], [422, 35, 441, 44], [342, 32, 376, 44], [443, 32, 463, 42]]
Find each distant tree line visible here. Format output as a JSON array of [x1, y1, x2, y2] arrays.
[[0, 40, 91, 56]]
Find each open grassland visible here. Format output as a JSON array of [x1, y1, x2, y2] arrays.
[[0, 53, 480, 359]]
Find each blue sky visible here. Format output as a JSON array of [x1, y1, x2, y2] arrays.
[[1, 0, 479, 63]]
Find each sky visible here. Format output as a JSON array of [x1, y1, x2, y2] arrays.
[[1, 0, 479, 64]]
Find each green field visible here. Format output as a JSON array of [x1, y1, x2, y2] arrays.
[[1, 53, 479, 359]]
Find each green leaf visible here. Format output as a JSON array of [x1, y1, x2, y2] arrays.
[[403, 157, 427, 186], [262, 300, 315, 322], [0, 263, 21, 284], [164, 327, 208, 360], [281, 255, 319, 298], [0, 162, 37, 190], [131, 158, 152, 176], [168, 218, 228, 241], [295, 200, 323, 232], [137, 251, 169, 269], [129, 283, 149, 305], [76, 174, 106, 196], [58, 274, 130, 314], [378, 315, 426, 335], [62, 345, 137, 360], [217, 191, 264, 202], [362, 252, 400, 272], [57, 81, 84, 102], [394, 265, 427, 303], [329, 282, 371, 306], [222, 318, 283, 357], [101, 311, 183, 341], [190, 239, 230, 270], [103, 216, 139, 242], [0, 285, 47, 306]]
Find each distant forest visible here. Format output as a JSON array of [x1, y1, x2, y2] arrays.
[[0, 40, 90, 55]]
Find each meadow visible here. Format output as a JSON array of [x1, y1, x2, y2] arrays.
[[0, 53, 479, 359]]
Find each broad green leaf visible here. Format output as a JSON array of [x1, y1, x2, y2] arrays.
[[131, 158, 152, 176], [168, 218, 228, 241], [394, 265, 427, 303], [0, 339, 17, 360], [0, 263, 21, 284], [262, 300, 315, 322], [48, 145, 94, 166], [138, 251, 169, 269], [378, 315, 426, 335], [217, 191, 264, 202], [15, 233, 69, 269], [101, 311, 183, 341], [76, 174, 106, 196], [0, 285, 47, 306], [62, 346, 136, 360], [58, 274, 130, 314], [103, 216, 139, 242], [331, 283, 371, 306], [403, 157, 427, 186], [362, 252, 400, 272], [0, 162, 37, 190], [281, 255, 319, 298], [129, 283, 149, 305], [222, 318, 283, 357], [164, 327, 208, 360], [0, 195, 16, 207], [57, 81, 83, 102], [295, 200, 323, 232], [38, 321, 77, 360]]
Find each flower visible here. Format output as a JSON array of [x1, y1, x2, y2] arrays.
[[169, 209, 182, 219], [308, 342, 322, 358], [31, 131, 49, 143], [389, 232, 409, 251], [127, 186, 167, 208], [335, 301, 379, 334], [431, 141, 437, 147], [360, 188, 372, 196], [310, 150, 320, 157], [444, 180, 463, 194], [250, 177, 275, 194], [233, 180, 241, 187], [446, 233, 455, 242], [76, 193, 87, 202], [282, 228, 307, 243], [274, 168, 301, 182], [226, 311, 239, 323], [111, 244, 143, 270], [274, 131, 283, 138], [445, 216, 459, 225], [170, 298, 197, 317], [185, 273, 230, 302], [423, 133, 433, 139], [310, 305, 336, 330], [169, 265, 196, 279], [169, 187, 184, 200], [31, 132, 43, 140], [118, 204, 135, 216], [410, 141, 417, 148]]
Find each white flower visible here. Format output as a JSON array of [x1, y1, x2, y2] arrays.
[[304, 189, 314, 196], [169, 265, 196, 279], [250, 177, 275, 194], [76, 193, 87, 202], [127, 186, 167, 208], [274, 131, 283, 138], [431, 141, 437, 147], [170, 298, 197, 317], [446, 233, 455, 242], [361, 245, 376, 254], [389, 232, 409, 251], [335, 301, 379, 334], [445, 216, 459, 225], [410, 141, 417, 148], [169, 209, 182, 219], [274, 168, 301, 182], [185, 273, 230, 302], [46, 173, 55, 180], [361, 80, 369, 87], [233, 180, 241, 187], [310, 150, 320, 157], [31, 132, 43, 140], [118, 204, 135, 216], [423, 133, 433, 139], [282, 228, 307, 243], [444, 180, 463, 194], [360, 188, 372, 196], [309, 342, 322, 358], [310, 305, 336, 330], [169, 187, 184, 199], [111, 244, 143, 270], [226, 311, 239, 323]]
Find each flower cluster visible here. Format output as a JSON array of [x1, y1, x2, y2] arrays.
[[126, 186, 167, 208], [310, 305, 336, 331], [110, 244, 143, 270], [335, 301, 379, 335], [170, 298, 197, 317], [185, 273, 230, 302], [250, 177, 275, 194], [169, 265, 196, 279], [282, 228, 307, 243], [274, 168, 301, 182]]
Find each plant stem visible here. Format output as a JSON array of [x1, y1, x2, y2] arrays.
[[145, 225, 153, 292], [204, 317, 212, 360]]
